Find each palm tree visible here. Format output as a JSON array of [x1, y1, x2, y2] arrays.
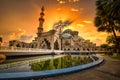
[[94, 0, 120, 53]]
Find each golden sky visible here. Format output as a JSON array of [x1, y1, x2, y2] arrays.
[[0, 0, 112, 46]]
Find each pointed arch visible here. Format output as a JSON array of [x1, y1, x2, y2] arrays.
[[54, 40, 59, 50]]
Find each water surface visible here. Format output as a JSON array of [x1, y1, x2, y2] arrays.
[[0, 55, 92, 73]]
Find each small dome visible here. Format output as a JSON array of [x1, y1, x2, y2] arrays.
[[62, 33, 72, 38], [63, 29, 72, 33], [78, 36, 83, 40]]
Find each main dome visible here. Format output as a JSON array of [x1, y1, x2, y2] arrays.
[[61, 33, 72, 38]]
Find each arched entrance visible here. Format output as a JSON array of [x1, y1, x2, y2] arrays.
[[16, 43, 21, 47], [44, 38, 51, 49], [54, 40, 59, 50], [77, 48, 80, 51]]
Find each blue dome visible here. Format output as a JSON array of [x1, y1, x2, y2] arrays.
[[63, 29, 72, 33], [62, 33, 72, 38]]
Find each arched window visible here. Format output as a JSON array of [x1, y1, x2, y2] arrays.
[[87, 48, 89, 51], [54, 40, 59, 50], [83, 48, 85, 51], [16, 43, 21, 47]]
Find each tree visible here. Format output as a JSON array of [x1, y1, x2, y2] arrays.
[[106, 35, 120, 53], [100, 44, 112, 54], [100, 44, 109, 49], [94, 0, 120, 53], [106, 35, 120, 45]]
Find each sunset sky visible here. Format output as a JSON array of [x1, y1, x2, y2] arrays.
[[0, 0, 111, 46]]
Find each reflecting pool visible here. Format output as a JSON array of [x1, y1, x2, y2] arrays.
[[30, 55, 93, 71], [0, 54, 93, 73]]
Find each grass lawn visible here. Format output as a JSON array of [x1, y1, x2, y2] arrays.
[[104, 53, 120, 60]]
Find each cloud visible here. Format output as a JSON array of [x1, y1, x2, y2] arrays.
[[71, 8, 79, 12], [116, 32, 120, 36], [53, 20, 73, 29], [1, 29, 34, 46], [83, 20, 92, 24], [69, 0, 80, 2], [56, 8, 61, 11], [0, 29, 26, 46], [8, 29, 34, 43], [9, 29, 26, 40], [59, 1, 66, 4], [77, 24, 84, 27], [92, 38, 105, 46], [57, 0, 79, 4], [0, 34, 3, 38], [57, 0, 66, 4], [20, 35, 33, 43], [63, 26, 74, 30]]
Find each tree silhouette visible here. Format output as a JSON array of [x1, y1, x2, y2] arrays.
[[94, 0, 120, 53], [106, 35, 120, 45], [106, 35, 120, 53]]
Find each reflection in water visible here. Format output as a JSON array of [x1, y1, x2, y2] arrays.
[[30, 55, 93, 71]]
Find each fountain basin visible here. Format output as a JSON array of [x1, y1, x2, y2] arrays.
[[0, 55, 103, 79]]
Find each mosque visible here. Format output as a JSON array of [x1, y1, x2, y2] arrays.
[[9, 6, 100, 51]]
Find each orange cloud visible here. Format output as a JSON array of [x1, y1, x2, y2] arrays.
[[57, 0, 66, 4], [63, 26, 74, 30], [83, 20, 92, 24], [69, 0, 80, 2], [92, 38, 105, 46], [0, 35, 3, 38], [57, 0, 79, 4], [56, 8, 61, 11], [77, 24, 84, 27], [9, 29, 26, 40], [71, 8, 79, 12], [116, 32, 120, 36]]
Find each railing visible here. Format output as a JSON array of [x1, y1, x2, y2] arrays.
[[0, 46, 52, 52], [0, 46, 104, 52]]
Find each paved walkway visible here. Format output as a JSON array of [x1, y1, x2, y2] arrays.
[[39, 54, 120, 80]]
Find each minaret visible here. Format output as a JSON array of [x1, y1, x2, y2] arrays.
[[37, 6, 45, 36]]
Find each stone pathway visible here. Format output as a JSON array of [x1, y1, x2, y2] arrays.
[[38, 54, 120, 80]]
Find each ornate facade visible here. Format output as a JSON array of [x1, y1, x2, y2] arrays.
[[9, 7, 100, 51]]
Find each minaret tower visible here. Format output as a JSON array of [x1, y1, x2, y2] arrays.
[[37, 6, 45, 36]]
